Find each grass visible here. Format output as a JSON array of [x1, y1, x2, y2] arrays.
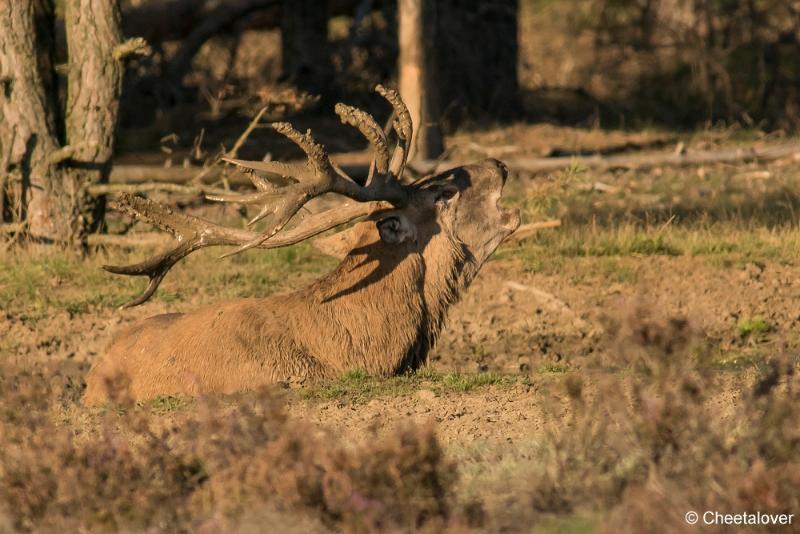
[[710, 347, 768, 370], [147, 395, 194, 414], [501, 222, 800, 281], [538, 363, 569, 373], [737, 316, 772, 337], [0, 243, 336, 322]]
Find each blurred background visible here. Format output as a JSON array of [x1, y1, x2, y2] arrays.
[[3, 0, 800, 241], [82, 0, 800, 158]]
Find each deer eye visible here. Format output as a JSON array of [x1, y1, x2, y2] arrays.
[[433, 185, 459, 206], [377, 215, 415, 244]]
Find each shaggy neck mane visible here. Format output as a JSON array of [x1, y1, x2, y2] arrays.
[[298, 226, 469, 375]]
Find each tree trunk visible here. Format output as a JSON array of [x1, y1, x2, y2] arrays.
[[0, 0, 127, 244], [280, 0, 332, 92], [398, 0, 443, 160], [0, 0, 63, 237], [63, 0, 125, 236]]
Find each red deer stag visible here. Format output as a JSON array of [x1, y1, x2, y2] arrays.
[[84, 86, 520, 405]]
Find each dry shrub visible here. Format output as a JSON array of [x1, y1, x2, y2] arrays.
[[0, 365, 455, 532], [527, 306, 800, 532], [191, 399, 454, 531]]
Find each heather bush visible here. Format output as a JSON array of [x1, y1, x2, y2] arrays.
[[524, 306, 800, 532], [0, 366, 455, 532]]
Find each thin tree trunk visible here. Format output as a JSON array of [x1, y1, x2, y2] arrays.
[[0, 0, 63, 237], [398, 0, 442, 160], [63, 0, 125, 237]]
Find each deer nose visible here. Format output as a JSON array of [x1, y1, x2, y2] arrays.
[[497, 161, 509, 182]]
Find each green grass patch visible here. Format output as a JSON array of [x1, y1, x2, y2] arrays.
[[146, 395, 194, 414], [736, 316, 772, 338], [442, 372, 512, 392], [538, 363, 569, 373]]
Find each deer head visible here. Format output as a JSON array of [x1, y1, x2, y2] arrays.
[[105, 86, 520, 309]]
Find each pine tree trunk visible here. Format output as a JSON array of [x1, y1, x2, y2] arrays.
[[0, 0, 64, 238], [0, 0, 126, 244], [63, 0, 124, 236], [398, 0, 443, 160]]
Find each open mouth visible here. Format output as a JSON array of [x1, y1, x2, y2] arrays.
[[496, 167, 521, 232], [500, 206, 521, 232]]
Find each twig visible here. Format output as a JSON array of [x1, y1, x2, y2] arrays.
[[655, 214, 676, 236], [109, 161, 371, 185], [505, 220, 561, 242], [186, 105, 269, 187], [113, 37, 152, 60], [591, 182, 621, 194], [226, 105, 269, 159], [47, 142, 98, 166]]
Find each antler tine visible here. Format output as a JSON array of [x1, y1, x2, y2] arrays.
[[334, 103, 390, 175], [104, 193, 382, 308], [375, 85, 413, 179], [215, 121, 407, 257]]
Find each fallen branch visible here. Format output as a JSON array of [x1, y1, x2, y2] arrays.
[[107, 142, 800, 188], [108, 161, 371, 186], [412, 142, 800, 175], [505, 220, 561, 242]]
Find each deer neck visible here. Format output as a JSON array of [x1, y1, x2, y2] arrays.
[[298, 226, 466, 376]]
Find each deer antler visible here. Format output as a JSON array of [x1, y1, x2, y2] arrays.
[[104, 86, 412, 308]]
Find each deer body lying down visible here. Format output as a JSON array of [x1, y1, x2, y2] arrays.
[[84, 88, 519, 405]]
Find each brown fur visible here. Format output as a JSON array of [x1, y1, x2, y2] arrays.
[[84, 159, 519, 405]]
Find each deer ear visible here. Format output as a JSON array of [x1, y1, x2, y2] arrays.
[[377, 215, 415, 244], [433, 184, 460, 208]]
